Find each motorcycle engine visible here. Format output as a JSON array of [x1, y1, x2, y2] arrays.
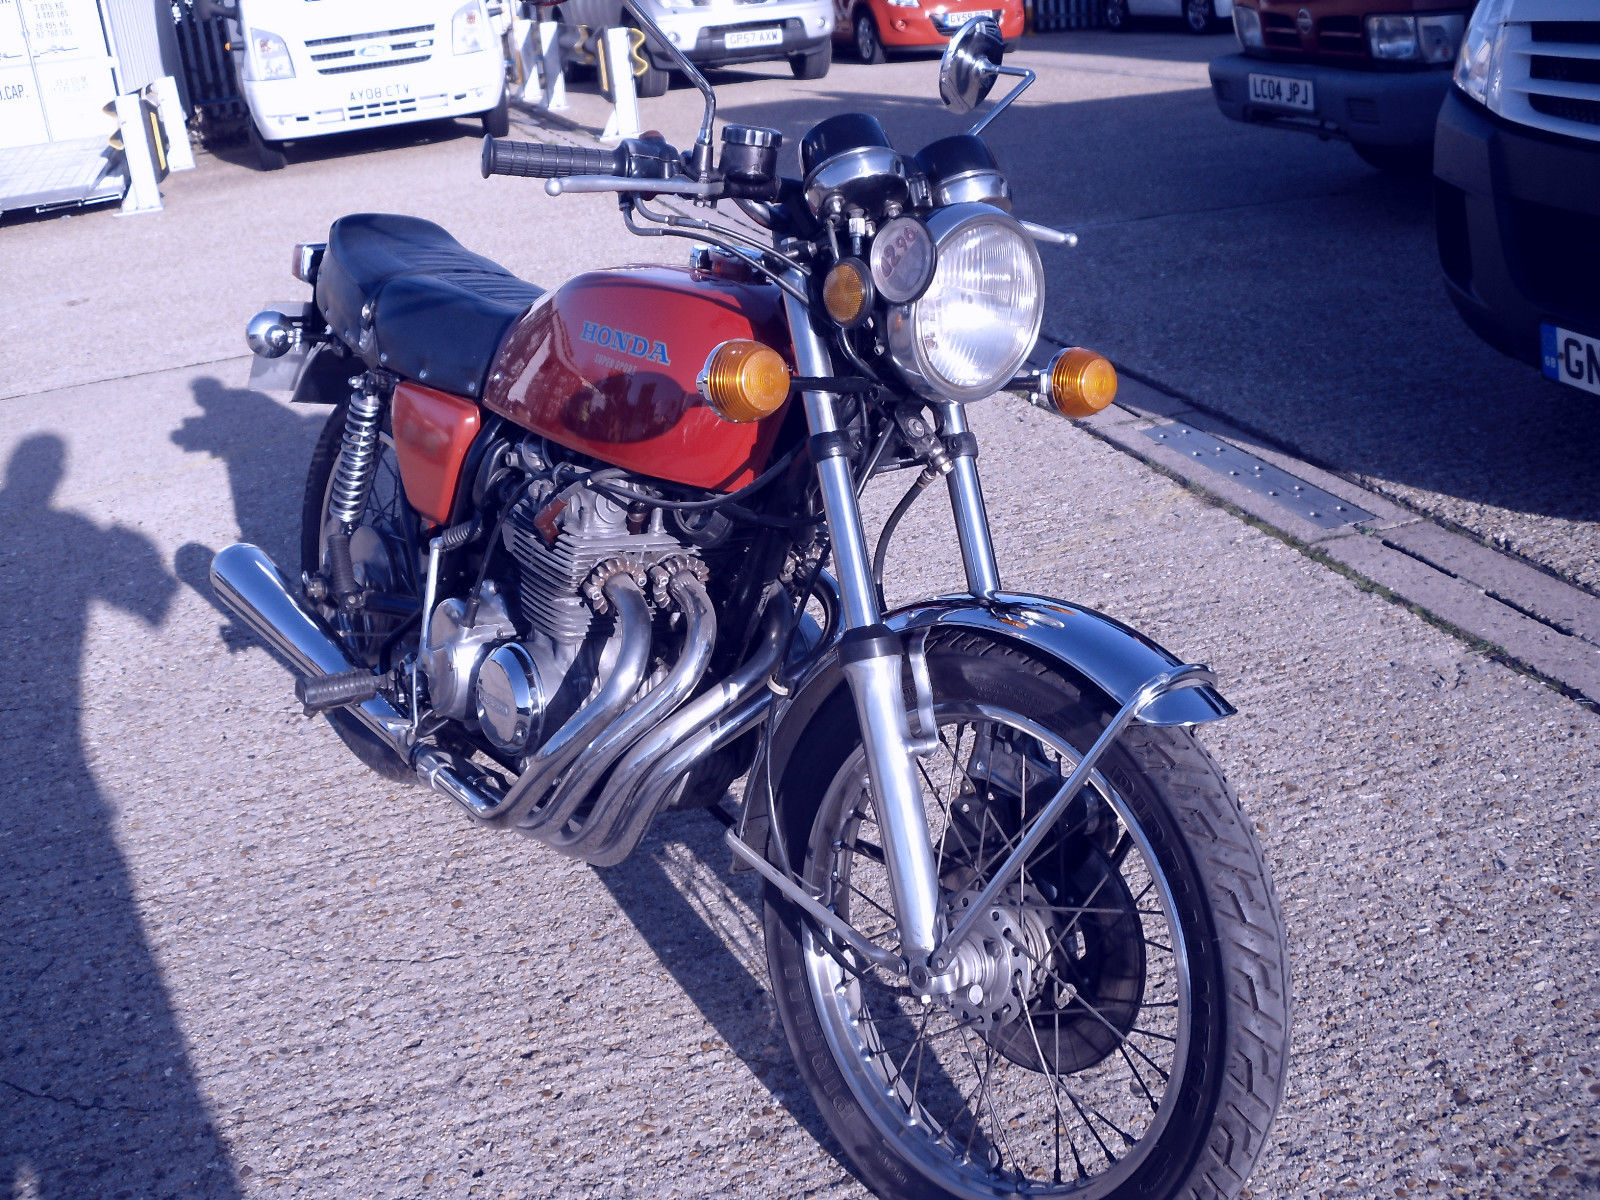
[[420, 449, 695, 761]]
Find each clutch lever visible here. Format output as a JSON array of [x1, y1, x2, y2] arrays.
[[1019, 219, 1078, 247]]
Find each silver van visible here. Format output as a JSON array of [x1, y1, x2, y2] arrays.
[[555, 0, 833, 95]]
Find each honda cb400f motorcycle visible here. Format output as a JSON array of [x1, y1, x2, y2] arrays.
[[215, 16, 1289, 1200]]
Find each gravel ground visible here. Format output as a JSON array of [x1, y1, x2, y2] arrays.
[[2, 37, 1597, 1200]]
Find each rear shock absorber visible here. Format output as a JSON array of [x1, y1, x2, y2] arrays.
[[326, 375, 387, 610]]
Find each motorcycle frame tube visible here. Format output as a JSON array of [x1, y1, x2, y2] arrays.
[[783, 282, 943, 964], [929, 400, 1001, 599]]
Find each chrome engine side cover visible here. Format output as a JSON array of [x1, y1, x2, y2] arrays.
[[421, 583, 517, 721], [475, 642, 545, 754]]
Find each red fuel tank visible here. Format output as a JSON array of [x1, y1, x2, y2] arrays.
[[482, 265, 794, 491]]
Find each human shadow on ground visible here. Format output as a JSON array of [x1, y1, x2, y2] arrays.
[[171, 375, 330, 566], [0, 435, 244, 1200]]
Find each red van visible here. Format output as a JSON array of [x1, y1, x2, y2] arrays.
[[834, 0, 1025, 63]]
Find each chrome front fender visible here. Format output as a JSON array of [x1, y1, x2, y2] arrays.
[[749, 591, 1233, 864]]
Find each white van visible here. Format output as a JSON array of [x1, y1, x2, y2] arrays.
[[201, 0, 509, 169]]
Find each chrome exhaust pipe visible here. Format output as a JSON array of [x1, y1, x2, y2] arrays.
[[577, 597, 790, 867], [209, 543, 411, 758], [542, 564, 717, 853], [492, 570, 655, 830]]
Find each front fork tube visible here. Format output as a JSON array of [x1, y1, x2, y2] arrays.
[[784, 286, 944, 963], [930, 401, 1001, 601]]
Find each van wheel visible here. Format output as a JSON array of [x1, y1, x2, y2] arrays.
[[789, 43, 831, 79], [480, 92, 510, 138], [248, 123, 287, 171], [853, 10, 886, 63], [1103, 0, 1130, 31]]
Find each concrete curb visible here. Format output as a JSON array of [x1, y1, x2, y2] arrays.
[[1082, 370, 1600, 706]]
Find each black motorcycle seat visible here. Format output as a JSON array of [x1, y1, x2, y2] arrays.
[[315, 213, 544, 399]]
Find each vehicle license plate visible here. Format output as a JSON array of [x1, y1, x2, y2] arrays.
[[1542, 323, 1600, 398], [725, 26, 783, 48], [946, 10, 995, 26], [1248, 72, 1315, 112]]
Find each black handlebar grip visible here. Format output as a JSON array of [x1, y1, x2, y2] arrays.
[[481, 136, 626, 180]]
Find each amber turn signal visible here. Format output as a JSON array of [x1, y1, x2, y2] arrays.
[[697, 340, 792, 423], [1044, 347, 1118, 418], [822, 258, 874, 328]]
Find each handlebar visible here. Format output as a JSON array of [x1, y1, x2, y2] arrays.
[[481, 136, 626, 181]]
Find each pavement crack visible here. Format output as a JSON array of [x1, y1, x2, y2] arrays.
[[2, 1077, 150, 1115]]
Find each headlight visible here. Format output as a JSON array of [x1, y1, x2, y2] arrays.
[[1455, 0, 1512, 110], [453, 1, 488, 54], [884, 205, 1044, 403], [1233, 5, 1263, 49], [1417, 15, 1465, 64], [245, 28, 295, 80], [1367, 15, 1420, 60], [1366, 12, 1465, 63]]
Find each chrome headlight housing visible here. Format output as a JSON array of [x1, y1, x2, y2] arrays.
[[883, 204, 1044, 403]]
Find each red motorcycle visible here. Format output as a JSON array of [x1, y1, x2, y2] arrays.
[[214, 16, 1289, 1199]]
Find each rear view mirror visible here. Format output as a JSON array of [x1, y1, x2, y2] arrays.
[[939, 19, 1005, 114]]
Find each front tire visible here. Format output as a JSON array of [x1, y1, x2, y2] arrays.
[[789, 43, 832, 79], [1351, 141, 1433, 174], [764, 634, 1289, 1200], [480, 91, 511, 137], [854, 10, 887, 63], [247, 122, 287, 171], [1184, 0, 1214, 33]]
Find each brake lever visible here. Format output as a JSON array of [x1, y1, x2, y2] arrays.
[[546, 175, 723, 198], [1020, 219, 1078, 248]]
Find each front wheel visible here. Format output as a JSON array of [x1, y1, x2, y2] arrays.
[[1184, 0, 1214, 33], [790, 43, 832, 79], [247, 122, 287, 171], [854, 11, 887, 63], [764, 634, 1289, 1200], [1351, 141, 1433, 174], [1103, 0, 1130, 32], [480, 91, 511, 137]]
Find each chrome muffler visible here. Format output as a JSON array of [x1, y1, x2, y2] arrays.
[[209, 543, 411, 759]]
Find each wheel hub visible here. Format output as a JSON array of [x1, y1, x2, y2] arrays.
[[930, 887, 1055, 1033]]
